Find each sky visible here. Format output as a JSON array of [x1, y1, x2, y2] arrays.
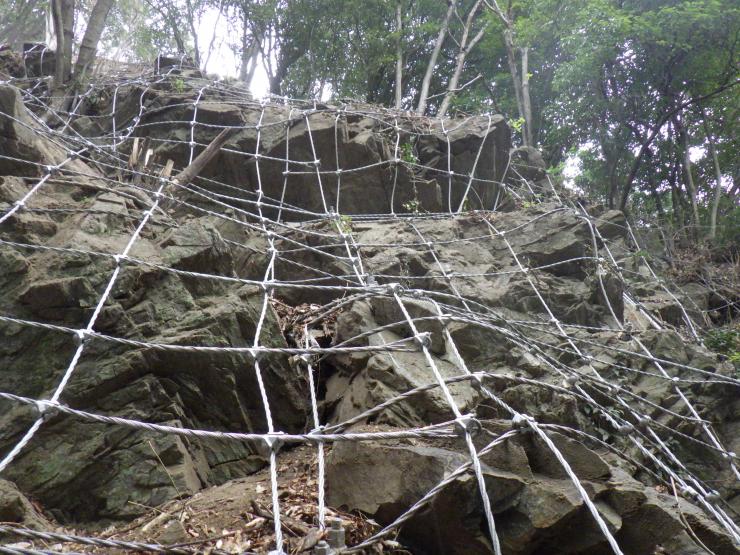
[[197, 7, 270, 98]]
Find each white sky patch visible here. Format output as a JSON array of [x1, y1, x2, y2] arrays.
[[689, 146, 706, 164], [197, 7, 269, 98], [560, 142, 594, 194]]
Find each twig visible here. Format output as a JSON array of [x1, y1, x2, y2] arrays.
[[165, 530, 238, 550], [148, 439, 187, 521], [249, 500, 311, 537], [425, 74, 483, 100], [669, 477, 717, 555]]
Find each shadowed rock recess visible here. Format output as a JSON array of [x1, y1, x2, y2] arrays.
[[0, 64, 738, 555]]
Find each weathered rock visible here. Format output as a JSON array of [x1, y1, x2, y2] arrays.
[[0, 89, 310, 521], [0, 479, 50, 530], [0, 46, 25, 79], [154, 54, 199, 73], [510, 146, 547, 182], [65, 82, 511, 217], [326, 430, 737, 555], [325, 299, 480, 427], [20, 276, 97, 319], [0, 70, 738, 555], [21, 44, 55, 78], [593, 208, 628, 241], [326, 436, 525, 555]]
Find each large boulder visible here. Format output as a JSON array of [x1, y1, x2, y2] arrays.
[[0, 479, 50, 530], [326, 430, 738, 555], [65, 79, 511, 218]]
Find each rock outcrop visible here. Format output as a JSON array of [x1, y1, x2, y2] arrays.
[[0, 62, 737, 554]]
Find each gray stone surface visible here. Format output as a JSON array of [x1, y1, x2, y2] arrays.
[[0, 74, 737, 555], [0, 479, 50, 530]]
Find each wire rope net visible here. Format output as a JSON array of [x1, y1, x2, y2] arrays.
[[0, 59, 738, 555]]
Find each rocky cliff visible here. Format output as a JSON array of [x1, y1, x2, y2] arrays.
[[0, 58, 738, 554]]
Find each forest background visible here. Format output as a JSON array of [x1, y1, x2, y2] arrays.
[[1, 0, 738, 250]]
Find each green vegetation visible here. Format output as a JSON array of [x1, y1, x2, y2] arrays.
[[172, 77, 186, 93], [705, 325, 740, 365], [333, 214, 353, 235], [3, 0, 737, 250], [402, 198, 421, 214], [400, 142, 417, 165]]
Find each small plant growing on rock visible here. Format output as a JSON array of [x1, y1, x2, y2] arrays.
[[705, 324, 740, 366], [403, 198, 421, 213], [400, 142, 417, 164], [333, 214, 353, 234], [85, 89, 108, 114], [630, 249, 651, 263], [172, 77, 186, 93]]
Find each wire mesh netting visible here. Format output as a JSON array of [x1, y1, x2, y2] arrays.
[[0, 57, 738, 555]]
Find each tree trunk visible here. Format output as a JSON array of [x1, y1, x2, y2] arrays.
[[416, 0, 457, 115], [61, 0, 74, 81], [74, 0, 114, 81], [240, 39, 259, 84], [670, 160, 687, 247], [678, 121, 701, 243], [239, 9, 260, 84], [646, 156, 665, 222], [503, 30, 527, 144], [202, 0, 224, 72], [239, 10, 250, 81], [184, 0, 201, 68], [604, 144, 620, 209], [438, 0, 487, 117], [520, 46, 534, 146], [51, 0, 66, 87], [485, 0, 531, 146], [702, 117, 724, 241], [394, 0, 403, 109], [51, 0, 74, 86], [245, 43, 259, 86]]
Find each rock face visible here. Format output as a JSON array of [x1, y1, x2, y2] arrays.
[[0, 479, 50, 530], [67, 79, 510, 218], [0, 64, 738, 555], [0, 85, 306, 522], [327, 434, 737, 555]]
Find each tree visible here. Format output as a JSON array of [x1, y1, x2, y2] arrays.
[[0, 0, 46, 50], [74, 0, 115, 80], [51, 0, 75, 85], [416, 0, 457, 114], [48, 0, 119, 86], [541, 0, 738, 227], [437, 0, 488, 117], [483, 0, 534, 145], [394, 0, 403, 108]]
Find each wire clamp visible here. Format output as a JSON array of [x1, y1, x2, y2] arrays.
[[415, 332, 432, 350], [73, 329, 87, 346], [511, 413, 533, 430], [454, 415, 481, 437], [34, 400, 59, 421], [326, 518, 346, 549], [387, 282, 404, 296]]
